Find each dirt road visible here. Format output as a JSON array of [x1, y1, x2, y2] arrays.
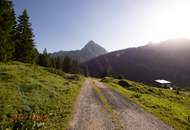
[[69, 79, 174, 130]]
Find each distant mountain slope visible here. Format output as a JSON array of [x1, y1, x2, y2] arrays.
[[51, 40, 107, 63], [82, 38, 190, 88]]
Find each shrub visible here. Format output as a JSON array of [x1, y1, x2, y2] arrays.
[[117, 76, 124, 79], [118, 80, 130, 88], [188, 116, 190, 122], [66, 75, 80, 81], [45, 68, 66, 78], [0, 72, 14, 81], [101, 77, 111, 82], [175, 90, 180, 95], [9, 113, 48, 130], [133, 94, 141, 98]]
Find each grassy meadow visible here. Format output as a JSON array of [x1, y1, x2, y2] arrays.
[[0, 62, 84, 129], [101, 77, 190, 130]]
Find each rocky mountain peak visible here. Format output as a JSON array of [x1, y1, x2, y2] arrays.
[[51, 40, 107, 63], [81, 40, 107, 55]]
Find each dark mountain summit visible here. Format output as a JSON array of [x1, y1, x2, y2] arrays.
[[51, 40, 107, 63], [82, 38, 190, 88], [82, 40, 107, 55]]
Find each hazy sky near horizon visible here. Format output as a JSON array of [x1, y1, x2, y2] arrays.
[[13, 0, 190, 52]]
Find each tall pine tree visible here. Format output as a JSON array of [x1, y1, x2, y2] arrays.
[[15, 9, 36, 63], [55, 56, 62, 70], [37, 48, 50, 67], [62, 56, 71, 73], [71, 60, 80, 74], [0, 0, 16, 61]]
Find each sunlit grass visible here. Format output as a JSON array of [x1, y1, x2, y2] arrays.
[[102, 77, 190, 130], [0, 61, 84, 129]]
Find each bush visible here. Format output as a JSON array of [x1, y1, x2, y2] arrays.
[[45, 68, 66, 78], [101, 77, 111, 82], [188, 116, 190, 122], [175, 90, 180, 95], [9, 113, 48, 130], [133, 94, 141, 98], [0, 72, 15, 81], [118, 80, 131, 88], [66, 75, 80, 81], [117, 76, 124, 79]]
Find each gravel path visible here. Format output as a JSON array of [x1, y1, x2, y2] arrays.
[[69, 79, 174, 130], [96, 81, 174, 130], [69, 79, 116, 130]]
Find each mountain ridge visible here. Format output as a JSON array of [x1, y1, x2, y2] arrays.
[[51, 40, 107, 63], [81, 38, 190, 88]]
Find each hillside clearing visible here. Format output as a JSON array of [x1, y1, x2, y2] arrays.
[[0, 62, 84, 129]]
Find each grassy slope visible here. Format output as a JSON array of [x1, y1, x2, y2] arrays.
[[102, 77, 190, 130], [0, 61, 84, 129]]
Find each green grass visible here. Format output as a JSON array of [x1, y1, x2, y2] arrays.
[[0, 61, 84, 130], [101, 77, 190, 130]]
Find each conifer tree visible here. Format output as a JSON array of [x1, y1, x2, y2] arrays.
[[37, 48, 50, 67], [32, 48, 39, 64], [84, 66, 89, 77], [71, 60, 80, 74], [0, 0, 16, 61], [101, 66, 112, 77], [62, 56, 71, 73], [42, 48, 50, 67], [49, 57, 56, 68], [55, 57, 62, 70], [15, 9, 35, 63]]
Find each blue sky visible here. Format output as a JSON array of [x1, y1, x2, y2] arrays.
[[13, 0, 190, 52]]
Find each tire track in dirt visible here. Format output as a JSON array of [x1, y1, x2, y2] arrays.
[[69, 79, 174, 130], [69, 79, 117, 130], [95, 81, 174, 130]]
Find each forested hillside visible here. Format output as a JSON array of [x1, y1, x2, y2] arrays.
[[82, 38, 190, 88]]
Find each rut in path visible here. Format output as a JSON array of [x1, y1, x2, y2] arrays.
[[69, 79, 174, 130], [69, 79, 117, 130]]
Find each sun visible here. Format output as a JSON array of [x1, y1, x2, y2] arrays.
[[148, 0, 190, 42]]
